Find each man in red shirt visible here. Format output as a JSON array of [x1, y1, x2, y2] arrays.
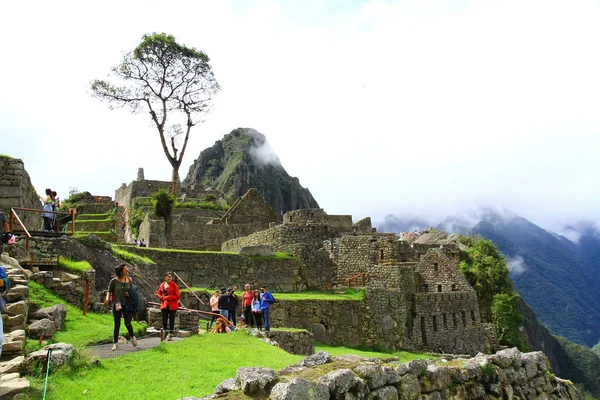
[[242, 283, 253, 327]]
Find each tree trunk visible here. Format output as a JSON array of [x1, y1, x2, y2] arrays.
[[164, 214, 173, 248], [171, 166, 181, 195]]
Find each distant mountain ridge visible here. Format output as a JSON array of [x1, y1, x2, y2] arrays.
[[377, 209, 600, 348], [183, 128, 319, 213]]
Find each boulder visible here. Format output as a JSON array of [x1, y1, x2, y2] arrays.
[[369, 386, 399, 400], [214, 378, 239, 394], [236, 367, 278, 395], [22, 343, 74, 373], [6, 300, 28, 317], [0, 356, 25, 374], [27, 318, 56, 339], [300, 350, 332, 367], [269, 378, 329, 400], [353, 364, 387, 390], [29, 303, 67, 330], [239, 245, 274, 257], [0, 377, 30, 399], [4, 285, 28, 302]]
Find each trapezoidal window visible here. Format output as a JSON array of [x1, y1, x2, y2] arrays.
[[432, 315, 438, 332], [471, 310, 476, 325], [437, 284, 442, 292], [443, 313, 448, 330], [434, 262, 439, 272]]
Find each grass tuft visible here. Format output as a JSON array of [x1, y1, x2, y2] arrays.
[[58, 257, 93, 274], [111, 245, 154, 264]]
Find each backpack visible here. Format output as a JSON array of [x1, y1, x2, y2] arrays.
[[124, 282, 140, 313], [0, 266, 9, 293]]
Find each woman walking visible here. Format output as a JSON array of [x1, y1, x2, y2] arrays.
[[156, 272, 181, 341], [104, 264, 137, 350]]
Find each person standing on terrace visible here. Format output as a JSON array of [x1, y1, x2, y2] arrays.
[[242, 284, 253, 327], [260, 286, 275, 332]]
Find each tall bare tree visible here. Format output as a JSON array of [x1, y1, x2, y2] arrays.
[[91, 32, 220, 194]]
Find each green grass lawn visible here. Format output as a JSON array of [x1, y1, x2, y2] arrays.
[[28, 281, 146, 348], [275, 289, 365, 301], [27, 331, 303, 399]]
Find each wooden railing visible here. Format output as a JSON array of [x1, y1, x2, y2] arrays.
[[9, 207, 76, 236], [345, 272, 367, 288], [10, 208, 32, 252]]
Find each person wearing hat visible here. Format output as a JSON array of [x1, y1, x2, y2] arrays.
[[242, 284, 253, 327]]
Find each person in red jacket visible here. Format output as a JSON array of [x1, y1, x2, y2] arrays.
[[156, 272, 181, 341]]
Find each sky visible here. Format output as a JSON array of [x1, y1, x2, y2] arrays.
[[1, 0, 599, 234]]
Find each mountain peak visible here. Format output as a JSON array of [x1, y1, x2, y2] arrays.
[[183, 128, 319, 212]]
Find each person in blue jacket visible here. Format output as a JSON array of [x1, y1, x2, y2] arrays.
[[0, 264, 10, 357], [259, 286, 275, 332]]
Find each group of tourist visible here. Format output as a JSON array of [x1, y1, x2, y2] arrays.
[[104, 263, 276, 350], [209, 284, 275, 332], [132, 238, 147, 247], [40, 188, 60, 232]]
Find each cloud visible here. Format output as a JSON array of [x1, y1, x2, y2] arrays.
[[506, 256, 527, 276], [246, 129, 282, 168]]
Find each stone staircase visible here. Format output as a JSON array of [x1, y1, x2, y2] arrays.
[[72, 200, 119, 243], [1, 254, 32, 398]]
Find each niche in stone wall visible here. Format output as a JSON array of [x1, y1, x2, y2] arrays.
[[437, 284, 442, 292], [420, 317, 427, 345], [461, 311, 466, 327], [471, 310, 476, 325], [443, 313, 448, 330], [452, 313, 457, 328], [432, 315, 438, 332]]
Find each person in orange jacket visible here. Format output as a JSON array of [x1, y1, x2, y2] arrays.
[[156, 272, 181, 341]]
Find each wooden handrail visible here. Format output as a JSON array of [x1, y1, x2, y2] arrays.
[[345, 272, 367, 288], [10, 208, 32, 252]]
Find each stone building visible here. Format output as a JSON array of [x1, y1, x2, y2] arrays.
[[222, 208, 496, 355]]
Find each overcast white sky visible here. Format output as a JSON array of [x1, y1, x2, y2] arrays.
[[1, 0, 599, 233]]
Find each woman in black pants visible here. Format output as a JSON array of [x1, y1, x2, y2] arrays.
[[104, 264, 137, 350], [156, 272, 181, 340]]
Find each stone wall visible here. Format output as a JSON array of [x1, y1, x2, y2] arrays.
[[415, 249, 472, 293], [0, 156, 42, 232], [222, 224, 341, 254], [207, 348, 583, 400], [114, 179, 171, 208], [29, 270, 97, 309], [121, 246, 320, 292], [413, 291, 486, 354], [266, 329, 314, 356], [217, 188, 279, 225], [269, 299, 366, 347], [147, 307, 199, 334]]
